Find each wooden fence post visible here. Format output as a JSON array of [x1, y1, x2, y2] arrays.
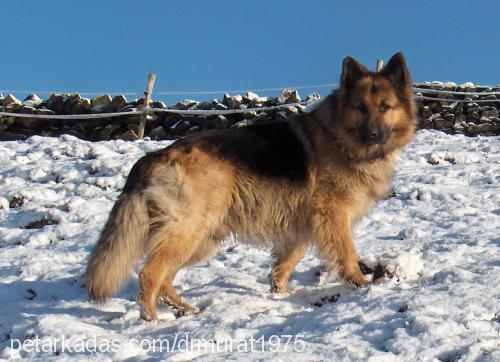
[[138, 73, 156, 139], [376, 59, 384, 72]]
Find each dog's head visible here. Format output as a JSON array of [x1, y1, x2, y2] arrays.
[[330, 52, 416, 161]]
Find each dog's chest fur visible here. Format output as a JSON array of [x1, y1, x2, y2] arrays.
[[316, 154, 396, 224]]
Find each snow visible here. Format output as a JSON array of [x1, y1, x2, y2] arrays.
[[0, 131, 499, 361]]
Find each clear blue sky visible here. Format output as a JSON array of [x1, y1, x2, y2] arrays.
[[2, 0, 499, 103]]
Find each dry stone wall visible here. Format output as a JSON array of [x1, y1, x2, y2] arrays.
[[0, 84, 498, 141]]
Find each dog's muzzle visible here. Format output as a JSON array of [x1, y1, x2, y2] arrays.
[[361, 122, 390, 146]]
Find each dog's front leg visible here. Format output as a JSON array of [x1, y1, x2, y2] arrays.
[[312, 208, 370, 286]]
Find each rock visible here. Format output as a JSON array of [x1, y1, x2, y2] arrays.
[[46, 94, 65, 114], [430, 114, 445, 129], [296, 104, 307, 113], [277, 89, 301, 104], [243, 111, 257, 118], [250, 96, 268, 105], [223, 94, 242, 109], [111, 94, 128, 110], [0, 116, 16, 131], [186, 125, 201, 134], [72, 98, 92, 114], [281, 89, 301, 103], [0, 131, 28, 141], [63, 94, 81, 114], [454, 106, 464, 116], [126, 123, 140, 134], [5, 102, 22, 112], [452, 123, 466, 134], [92, 94, 112, 107], [114, 129, 139, 141], [173, 120, 192, 131], [420, 106, 432, 118], [305, 93, 321, 102], [253, 112, 270, 123], [468, 111, 480, 121], [35, 108, 56, 115], [151, 101, 166, 109], [18, 116, 45, 129], [98, 124, 121, 140], [213, 101, 228, 111], [284, 106, 299, 114], [197, 101, 213, 110], [467, 123, 497, 135], [19, 106, 36, 115], [121, 104, 138, 113], [22, 94, 41, 108], [481, 95, 497, 101], [172, 99, 199, 110], [135, 97, 147, 107], [192, 116, 210, 129], [91, 94, 112, 113], [1, 94, 22, 107], [243, 92, 259, 103], [419, 118, 434, 129], [443, 113, 455, 123], [430, 102, 442, 113], [149, 126, 167, 140], [233, 119, 254, 128], [481, 109, 498, 118], [212, 115, 230, 129], [162, 115, 180, 128]]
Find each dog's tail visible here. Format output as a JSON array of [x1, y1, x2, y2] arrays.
[[85, 191, 149, 301]]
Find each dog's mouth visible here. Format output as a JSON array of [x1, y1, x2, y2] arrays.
[[341, 128, 390, 161], [347, 127, 391, 147]]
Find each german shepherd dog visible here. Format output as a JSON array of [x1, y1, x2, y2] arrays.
[[85, 53, 415, 321]]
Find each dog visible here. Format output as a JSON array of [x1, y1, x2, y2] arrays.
[[85, 52, 416, 321]]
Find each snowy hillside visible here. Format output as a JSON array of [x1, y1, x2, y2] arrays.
[[0, 131, 498, 361]]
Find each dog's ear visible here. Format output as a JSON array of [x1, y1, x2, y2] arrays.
[[380, 52, 410, 89], [341, 56, 369, 89]]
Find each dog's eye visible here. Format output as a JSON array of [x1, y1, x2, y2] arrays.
[[380, 103, 391, 113], [356, 104, 367, 113]]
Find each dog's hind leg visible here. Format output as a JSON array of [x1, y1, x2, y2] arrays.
[[137, 230, 202, 321], [157, 229, 227, 316], [156, 273, 199, 318], [270, 242, 309, 293]]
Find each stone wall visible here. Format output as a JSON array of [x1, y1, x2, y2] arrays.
[[414, 82, 499, 136], [0, 84, 498, 141]]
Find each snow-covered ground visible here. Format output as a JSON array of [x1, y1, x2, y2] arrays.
[[0, 130, 498, 361]]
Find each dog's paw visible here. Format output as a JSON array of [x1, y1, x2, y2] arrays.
[[270, 283, 288, 294], [173, 305, 200, 318], [358, 261, 391, 281], [138, 301, 154, 322]]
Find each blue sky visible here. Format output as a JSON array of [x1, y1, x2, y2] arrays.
[[2, 1, 499, 103]]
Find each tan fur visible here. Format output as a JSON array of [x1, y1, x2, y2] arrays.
[[85, 53, 416, 321], [85, 193, 148, 301]]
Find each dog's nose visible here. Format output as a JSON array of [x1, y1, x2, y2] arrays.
[[362, 123, 388, 145], [367, 129, 379, 141]]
